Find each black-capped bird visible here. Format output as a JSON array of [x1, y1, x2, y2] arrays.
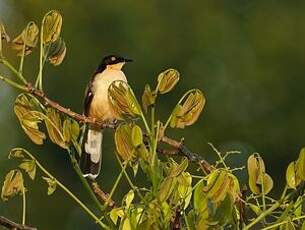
[[79, 55, 132, 179]]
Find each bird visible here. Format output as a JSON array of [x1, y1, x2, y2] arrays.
[[79, 55, 133, 179]]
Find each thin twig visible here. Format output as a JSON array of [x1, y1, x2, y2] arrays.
[[0, 216, 37, 230]]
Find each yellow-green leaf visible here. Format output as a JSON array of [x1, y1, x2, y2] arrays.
[[42, 176, 57, 195], [0, 22, 10, 42], [45, 108, 67, 149], [11, 21, 39, 56], [115, 123, 136, 161], [296, 148, 305, 180], [19, 160, 36, 180], [257, 173, 274, 195], [131, 125, 143, 147], [110, 208, 124, 225], [142, 84, 156, 112], [122, 217, 131, 230], [286, 161, 301, 189], [170, 89, 205, 128], [176, 172, 192, 209], [108, 80, 142, 118], [204, 170, 230, 203], [63, 118, 80, 143], [8, 148, 25, 159], [1, 170, 24, 201], [158, 177, 177, 202], [157, 69, 180, 94], [42, 10, 62, 44], [14, 94, 46, 145], [193, 180, 208, 214], [47, 37, 66, 66], [167, 157, 188, 178], [124, 190, 134, 209], [248, 154, 273, 195]]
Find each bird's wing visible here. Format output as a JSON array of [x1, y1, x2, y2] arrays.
[[83, 79, 94, 116]]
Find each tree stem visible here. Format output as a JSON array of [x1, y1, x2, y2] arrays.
[[116, 155, 144, 200], [21, 149, 109, 229], [22, 188, 26, 225], [101, 163, 126, 210], [18, 44, 26, 74], [244, 201, 280, 230], [0, 59, 27, 84], [35, 25, 44, 90], [0, 75, 28, 90]]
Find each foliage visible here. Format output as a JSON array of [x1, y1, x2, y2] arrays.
[[1, 10, 305, 230]]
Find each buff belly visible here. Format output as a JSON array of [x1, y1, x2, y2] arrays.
[[88, 69, 127, 122]]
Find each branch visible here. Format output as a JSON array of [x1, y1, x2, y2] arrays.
[[160, 136, 213, 174], [0, 216, 37, 230], [244, 182, 305, 229], [91, 182, 116, 209], [1, 65, 212, 172], [26, 84, 116, 128]]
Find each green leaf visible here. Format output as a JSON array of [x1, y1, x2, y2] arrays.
[[131, 125, 143, 147], [42, 10, 62, 44], [1, 170, 24, 201], [122, 217, 132, 230], [45, 108, 67, 149], [42, 176, 57, 195], [248, 153, 273, 195], [211, 194, 234, 226], [14, 94, 46, 145], [124, 190, 134, 209], [142, 84, 156, 112], [8, 148, 25, 159], [110, 208, 124, 225], [158, 177, 177, 202], [11, 21, 38, 56], [130, 161, 139, 177], [194, 179, 208, 214], [167, 157, 188, 177], [108, 80, 142, 118], [176, 172, 192, 209], [286, 161, 301, 189], [46, 37, 66, 66], [294, 196, 302, 217], [170, 89, 205, 129], [296, 148, 305, 180], [256, 173, 274, 195], [115, 123, 137, 161], [19, 159, 36, 180], [63, 118, 80, 143], [0, 22, 10, 42], [204, 170, 230, 203], [157, 69, 180, 94]]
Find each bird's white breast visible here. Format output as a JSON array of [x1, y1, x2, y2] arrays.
[[89, 68, 127, 121]]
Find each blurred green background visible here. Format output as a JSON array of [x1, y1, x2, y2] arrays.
[[0, 0, 305, 229]]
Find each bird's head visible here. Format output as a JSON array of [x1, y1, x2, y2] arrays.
[[96, 55, 132, 72]]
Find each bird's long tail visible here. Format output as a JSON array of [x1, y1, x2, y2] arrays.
[[79, 127, 103, 179]]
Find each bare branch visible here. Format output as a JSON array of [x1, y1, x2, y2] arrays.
[[0, 216, 37, 230], [91, 182, 116, 209], [25, 84, 116, 129], [160, 135, 213, 174]]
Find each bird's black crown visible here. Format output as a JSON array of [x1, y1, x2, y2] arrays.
[[95, 55, 132, 73]]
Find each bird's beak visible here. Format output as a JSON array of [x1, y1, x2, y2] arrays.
[[124, 58, 133, 62]]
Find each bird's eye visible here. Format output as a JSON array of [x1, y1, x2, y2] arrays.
[[111, 57, 116, 61]]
